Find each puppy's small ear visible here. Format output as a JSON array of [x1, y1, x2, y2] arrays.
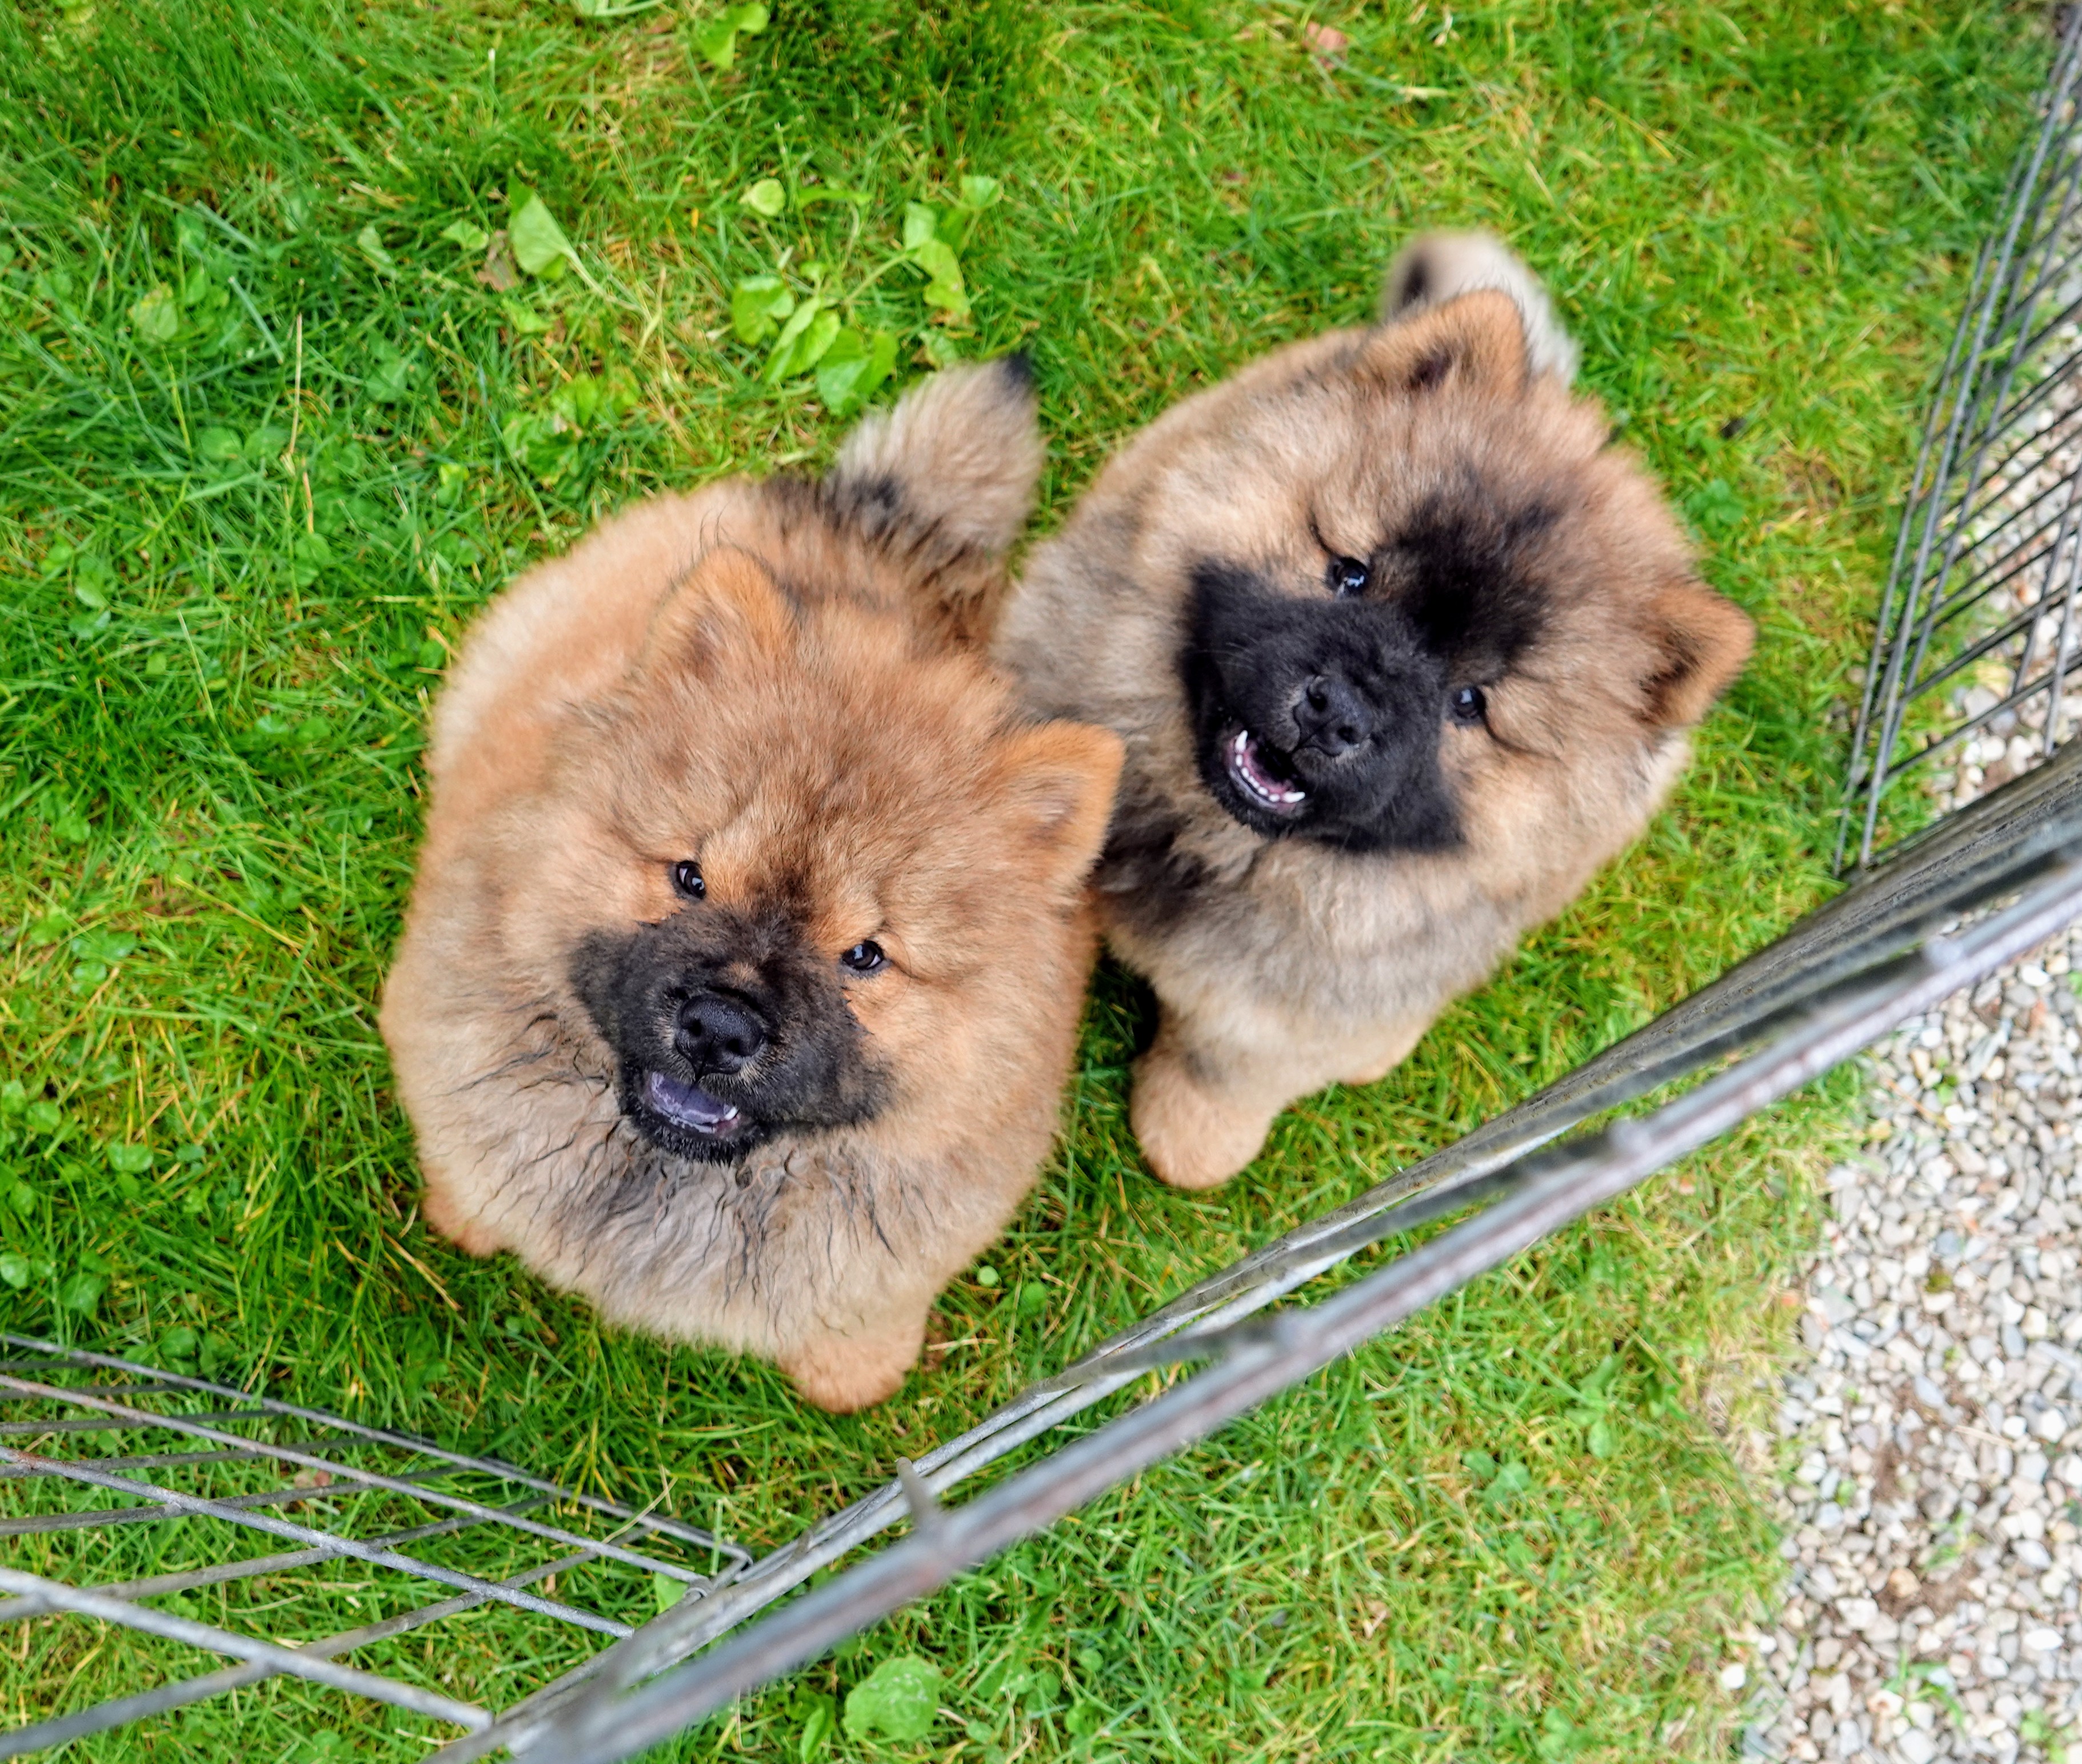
[[827, 356, 1044, 560], [1357, 288, 1532, 400], [992, 720, 1125, 896], [1639, 579, 1755, 728], [1382, 231, 1580, 384], [638, 547, 794, 677]]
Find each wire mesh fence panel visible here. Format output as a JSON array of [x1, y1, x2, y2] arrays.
[[1843, 6, 2082, 867], [0, 1340, 748, 1755]]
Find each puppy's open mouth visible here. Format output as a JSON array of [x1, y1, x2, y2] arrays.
[[641, 1068, 748, 1140], [1222, 724, 1309, 816]]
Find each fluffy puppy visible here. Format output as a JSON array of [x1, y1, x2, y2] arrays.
[[996, 234, 1753, 1191], [380, 362, 1123, 1411]]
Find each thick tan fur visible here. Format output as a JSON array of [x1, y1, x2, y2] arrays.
[[996, 236, 1753, 1190], [381, 362, 1123, 1410]]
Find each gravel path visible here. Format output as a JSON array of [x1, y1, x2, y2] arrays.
[[1739, 928, 2082, 1762]]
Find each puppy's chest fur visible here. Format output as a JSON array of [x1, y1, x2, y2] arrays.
[[1094, 792, 1523, 1024]]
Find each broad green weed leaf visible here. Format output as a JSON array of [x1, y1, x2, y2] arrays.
[[1586, 1416, 1617, 1458], [365, 354, 415, 403], [129, 285, 179, 343], [761, 297, 826, 381], [767, 306, 840, 382], [439, 218, 490, 252], [693, 2, 767, 69], [912, 237, 969, 317], [1685, 477, 1743, 536], [355, 225, 396, 274], [52, 811, 91, 843], [902, 202, 939, 250], [0, 1254, 28, 1291], [956, 174, 1002, 210], [549, 371, 636, 428], [58, 1271, 107, 1315], [508, 186, 577, 280], [731, 274, 795, 345], [843, 1655, 943, 1742], [1484, 1460, 1533, 1503], [24, 1101, 61, 1134], [796, 186, 868, 210], [740, 178, 787, 219], [107, 1144, 151, 1176], [501, 412, 581, 485], [499, 297, 553, 336], [652, 1571, 685, 1614], [816, 328, 897, 418], [922, 330, 965, 368]]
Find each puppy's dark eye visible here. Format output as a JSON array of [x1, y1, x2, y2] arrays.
[[1328, 556, 1370, 598], [841, 940, 886, 974], [671, 860, 705, 899], [1449, 685, 1488, 725]]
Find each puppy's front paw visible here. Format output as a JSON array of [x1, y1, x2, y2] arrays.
[[1130, 1046, 1274, 1191], [780, 1327, 921, 1414]]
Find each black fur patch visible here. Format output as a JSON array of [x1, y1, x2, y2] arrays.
[[1396, 253, 1430, 309], [1381, 488, 1555, 679], [1407, 346, 1453, 393], [570, 901, 888, 1165]]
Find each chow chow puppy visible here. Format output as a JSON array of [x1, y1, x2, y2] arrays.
[[379, 362, 1123, 1411], [996, 234, 1753, 1191]]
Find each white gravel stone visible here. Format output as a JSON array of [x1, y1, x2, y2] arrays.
[[1739, 919, 2082, 1763]]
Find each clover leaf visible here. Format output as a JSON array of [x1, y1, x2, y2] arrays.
[[693, 2, 768, 70], [507, 186, 578, 281], [843, 1655, 943, 1743], [732, 274, 796, 345], [764, 301, 840, 382], [129, 285, 179, 343], [816, 327, 897, 418]]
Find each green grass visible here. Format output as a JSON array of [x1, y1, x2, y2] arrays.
[[0, 0, 2049, 1757]]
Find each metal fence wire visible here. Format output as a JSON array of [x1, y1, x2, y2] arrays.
[[1842, 6, 2082, 868], [0, 1341, 749, 1755], [14, 26, 2082, 1762]]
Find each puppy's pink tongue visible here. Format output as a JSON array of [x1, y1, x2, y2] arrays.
[[644, 1069, 741, 1134]]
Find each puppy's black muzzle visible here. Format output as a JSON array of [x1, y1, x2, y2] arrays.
[[570, 904, 888, 1162], [1182, 561, 1461, 853]]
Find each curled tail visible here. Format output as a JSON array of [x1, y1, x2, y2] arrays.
[[1382, 232, 1580, 386]]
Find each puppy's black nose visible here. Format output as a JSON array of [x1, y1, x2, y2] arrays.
[[1292, 673, 1371, 757], [676, 993, 768, 1075]]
